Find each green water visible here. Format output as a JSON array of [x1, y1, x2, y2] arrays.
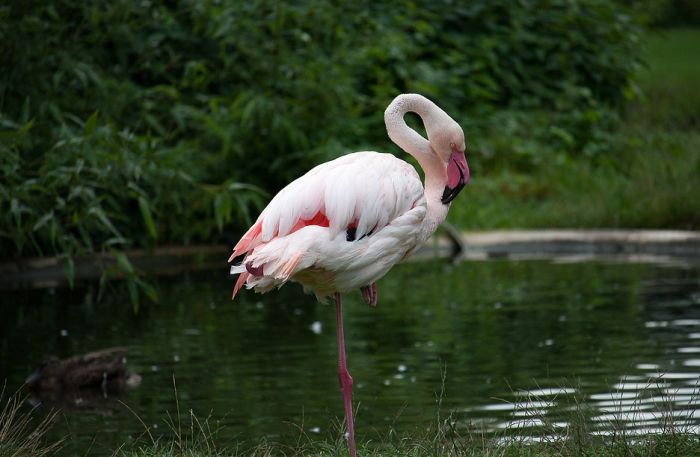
[[2, 259, 700, 455]]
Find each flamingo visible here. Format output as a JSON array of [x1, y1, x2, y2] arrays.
[[228, 93, 469, 457]]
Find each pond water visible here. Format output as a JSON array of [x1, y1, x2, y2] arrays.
[[2, 259, 700, 455]]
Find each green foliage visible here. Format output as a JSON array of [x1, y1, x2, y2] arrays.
[[370, 1, 640, 110], [0, 0, 643, 265], [647, 0, 700, 26], [0, 118, 264, 257]]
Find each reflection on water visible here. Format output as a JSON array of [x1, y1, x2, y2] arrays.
[[461, 266, 700, 442], [1, 260, 700, 455]]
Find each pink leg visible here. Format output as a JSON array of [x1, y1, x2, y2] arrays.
[[335, 292, 356, 457], [360, 282, 378, 307]]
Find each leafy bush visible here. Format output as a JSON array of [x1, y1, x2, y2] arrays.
[[0, 0, 642, 262], [647, 0, 700, 26]]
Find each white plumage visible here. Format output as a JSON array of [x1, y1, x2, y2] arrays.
[[229, 151, 426, 297], [264, 151, 421, 241]]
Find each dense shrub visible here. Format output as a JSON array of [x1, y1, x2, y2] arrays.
[[647, 0, 700, 26], [0, 0, 642, 262]]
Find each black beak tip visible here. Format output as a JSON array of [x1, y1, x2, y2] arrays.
[[441, 181, 465, 204]]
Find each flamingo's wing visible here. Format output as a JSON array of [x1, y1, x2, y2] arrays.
[[229, 151, 423, 261]]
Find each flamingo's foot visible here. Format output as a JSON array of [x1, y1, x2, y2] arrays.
[[245, 262, 263, 276], [360, 282, 378, 307]]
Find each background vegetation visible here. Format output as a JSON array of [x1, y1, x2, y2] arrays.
[[4, 0, 684, 263], [2, 3, 699, 455]]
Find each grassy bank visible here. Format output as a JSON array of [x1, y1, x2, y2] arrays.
[[0, 387, 61, 457], [119, 435, 700, 457], [4, 387, 700, 457], [450, 28, 700, 231], [451, 128, 700, 230]]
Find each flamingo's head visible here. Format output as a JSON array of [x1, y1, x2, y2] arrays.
[[429, 124, 470, 204]]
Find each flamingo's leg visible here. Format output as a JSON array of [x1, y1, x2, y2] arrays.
[[335, 292, 356, 457], [360, 282, 378, 307]]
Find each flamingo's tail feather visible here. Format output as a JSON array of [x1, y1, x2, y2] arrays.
[[232, 271, 251, 300], [229, 220, 263, 261]]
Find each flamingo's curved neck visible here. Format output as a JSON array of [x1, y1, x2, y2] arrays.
[[384, 94, 451, 240]]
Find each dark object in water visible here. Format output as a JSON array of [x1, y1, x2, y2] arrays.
[[26, 347, 141, 392]]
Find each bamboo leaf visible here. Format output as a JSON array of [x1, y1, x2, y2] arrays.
[[138, 196, 157, 241], [114, 252, 135, 275], [213, 193, 231, 232], [0, 117, 34, 145], [84, 111, 99, 136], [136, 278, 158, 303], [97, 272, 107, 303], [127, 280, 139, 313], [32, 211, 54, 232], [88, 207, 122, 238], [64, 256, 75, 289]]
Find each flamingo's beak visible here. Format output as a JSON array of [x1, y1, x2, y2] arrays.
[[441, 149, 469, 204]]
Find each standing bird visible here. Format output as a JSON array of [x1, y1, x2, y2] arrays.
[[229, 93, 469, 457]]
